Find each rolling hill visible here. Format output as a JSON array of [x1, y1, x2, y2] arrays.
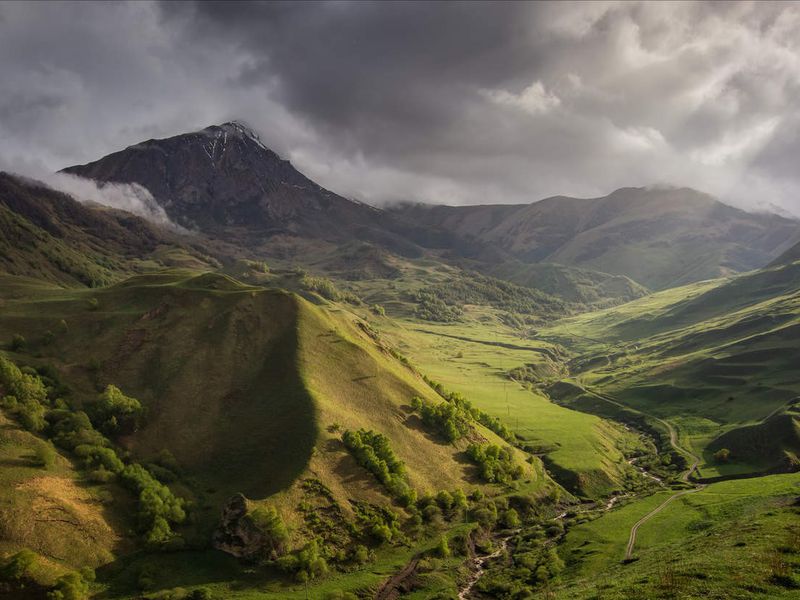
[[393, 186, 800, 289], [0, 172, 214, 287]]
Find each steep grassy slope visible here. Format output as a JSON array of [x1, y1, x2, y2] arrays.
[[373, 310, 641, 498], [0, 270, 555, 586], [0, 172, 214, 287], [0, 411, 128, 582], [540, 259, 800, 479], [393, 187, 800, 289]]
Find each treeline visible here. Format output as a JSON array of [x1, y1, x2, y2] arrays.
[[342, 429, 415, 505], [300, 274, 360, 304], [422, 376, 515, 443], [466, 443, 524, 484], [0, 356, 186, 545], [412, 271, 569, 322]]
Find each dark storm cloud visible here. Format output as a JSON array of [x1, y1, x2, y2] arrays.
[[1, 1, 800, 214]]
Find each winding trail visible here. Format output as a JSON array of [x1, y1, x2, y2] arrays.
[[457, 531, 518, 600], [581, 387, 706, 560]]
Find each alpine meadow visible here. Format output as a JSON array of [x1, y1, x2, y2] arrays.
[[1, 2, 799, 600]]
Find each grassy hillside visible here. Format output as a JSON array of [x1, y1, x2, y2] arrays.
[[0, 269, 561, 598], [0, 412, 127, 582], [0, 172, 215, 288], [393, 187, 800, 290], [371, 309, 643, 499], [554, 472, 800, 598], [540, 260, 800, 479]]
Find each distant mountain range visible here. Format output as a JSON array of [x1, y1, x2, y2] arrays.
[[392, 187, 800, 289], [51, 121, 800, 291]]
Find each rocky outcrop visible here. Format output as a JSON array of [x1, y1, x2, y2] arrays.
[[212, 493, 265, 559]]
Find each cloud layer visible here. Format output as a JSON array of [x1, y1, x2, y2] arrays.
[[1, 1, 799, 214]]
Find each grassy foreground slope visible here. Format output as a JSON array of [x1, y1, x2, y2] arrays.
[[556, 472, 800, 599], [0, 269, 557, 597]]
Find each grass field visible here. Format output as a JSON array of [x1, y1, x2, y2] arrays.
[[555, 472, 800, 598], [374, 309, 638, 498]]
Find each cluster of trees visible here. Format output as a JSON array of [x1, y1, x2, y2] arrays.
[[475, 527, 565, 598], [422, 376, 515, 443], [119, 464, 187, 545], [90, 384, 144, 435], [300, 275, 360, 304], [276, 539, 329, 583], [466, 444, 524, 485], [0, 355, 49, 431], [342, 429, 415, 505], [0, 549, 94, 600], [0, 356, 186, 546], [411, 395, 472, 442], [412, 290, 463, 322], [414, 271, 568, 321], [249, 506, 289, 560]]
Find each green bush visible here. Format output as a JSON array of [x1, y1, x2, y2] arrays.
[[249, 506, 289, 558], [1, 549, 37, 581], [120, 464, 186, 545], [35, 442, 57, 469], [47, 571, 90, 600], [342, 429, 415, 504], [91, 384, 144, 435], [466, 444, 523, 484], [10, 334, 26, 352]]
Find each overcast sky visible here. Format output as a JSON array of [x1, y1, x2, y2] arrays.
[[1, 1, 799, 214]]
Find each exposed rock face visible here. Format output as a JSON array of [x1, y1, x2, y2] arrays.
[[62, 121, 384, 237], [212, 493, 265, 559]]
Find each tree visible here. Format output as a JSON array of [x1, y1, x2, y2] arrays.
[[47, 571, 90, 600], [35, 442, 57, 469], [250, 506, 289, 558], [713, 448, 731, 463], [435, 536, 451, 558], [93, 384, 143, 435], [1, 549, 37, 580], [503, 508, 521, 528]]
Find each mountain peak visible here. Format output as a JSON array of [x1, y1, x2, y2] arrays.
[[202, 121, 266, 148]]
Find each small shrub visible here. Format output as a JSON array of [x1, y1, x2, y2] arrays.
[[35, 442, 57, 469], [10, 334, 26, 352], [713, 448, 731, 463]]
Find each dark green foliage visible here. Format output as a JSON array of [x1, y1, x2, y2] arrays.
[[35, 442, 57, 469], [476, 531, 565, 598], [413, 290, 463, 322], [249, 506, 289, 558], [120, 463, 186, 545], [713, 448, 731, 463], [47, 571, 90, 600], [434, 535, 451, 558], [301, 275, 360, 304], [411, 395, 472, 442], [414, 271, 568, 322], [342, 429, 415, 504], [91, 384, 144, 435], [276, 539, 328, 582], [0, 549, 37, 581], [466, 444, 523, 484], [0, 355, 48, 432], [10, 334, 26, 351]]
